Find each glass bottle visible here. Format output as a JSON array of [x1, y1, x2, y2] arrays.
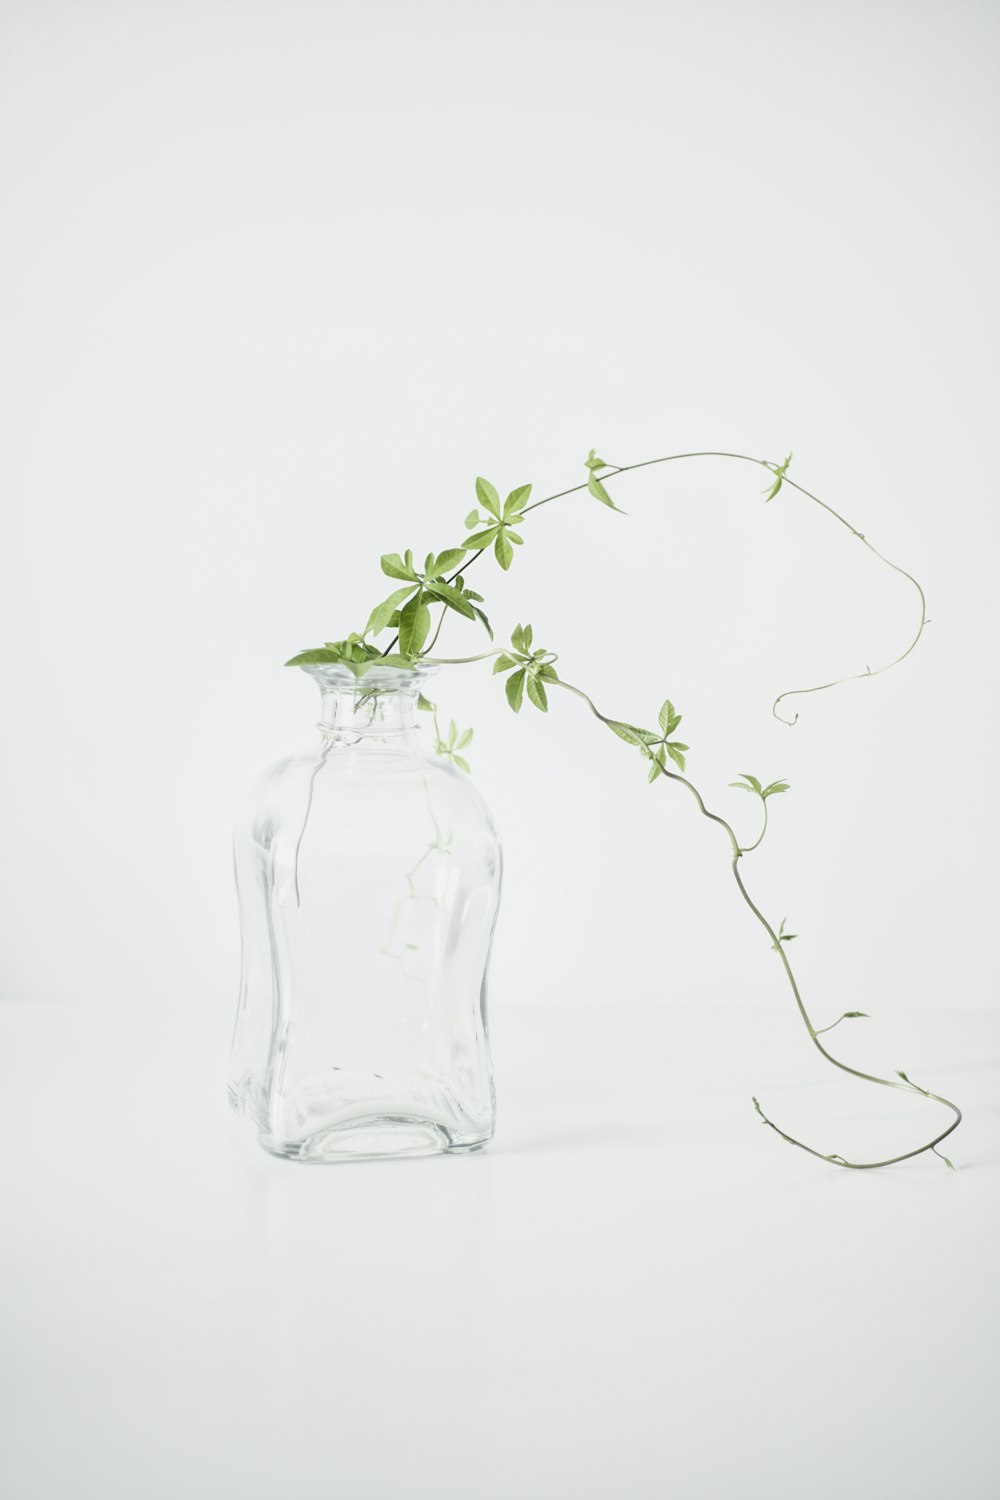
[[229, 663, 501, 1161]]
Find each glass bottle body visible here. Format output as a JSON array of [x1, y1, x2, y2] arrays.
[[229, 666, 501, 1161]]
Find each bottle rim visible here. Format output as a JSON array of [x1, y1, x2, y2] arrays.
[[299, 661, 440, 692]]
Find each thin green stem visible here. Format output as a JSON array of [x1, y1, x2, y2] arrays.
[[554, 676, 962, 1171], [291, 738, 334, 908], [767, 471, 927, 725], [740, 796, 768, 855], [424, 604, 448, 656], [814, 1012, 868, 1036], [400, 451, 925, 726], [519, 453, 761, 514], [425, 648, 507, 665]]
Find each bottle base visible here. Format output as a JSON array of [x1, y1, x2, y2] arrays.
[[258, 1116, 493, 1163]]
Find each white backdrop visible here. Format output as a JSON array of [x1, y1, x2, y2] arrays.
[[4, 8, 1000, 1500], [2, 0, 997, 1031]]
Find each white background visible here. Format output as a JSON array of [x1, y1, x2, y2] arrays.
[[1, 3, 998, 1497]]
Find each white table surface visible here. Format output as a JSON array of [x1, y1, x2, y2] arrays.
[[2, 1000, 997, 1499]]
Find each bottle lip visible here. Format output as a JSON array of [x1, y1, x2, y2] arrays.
[[299, 661, 440, 692]]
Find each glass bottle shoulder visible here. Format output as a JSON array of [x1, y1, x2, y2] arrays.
[[235, 738, 500, 850]]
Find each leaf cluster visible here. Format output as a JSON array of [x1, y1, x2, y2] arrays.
[[729, 774, 791, 800], [771, 916, 798, 951], [370, 547, 492, 653], [416, 692, 473, 772], [763, 451, 793, 502], [434, 717, 474, 773], [583, 449, 625, 512], [492, 623, 559, 713], [607, 699, 689, 778], [464, 478, 532, 571], [285, 633, 417, 674], [287, 452, 626, 674]]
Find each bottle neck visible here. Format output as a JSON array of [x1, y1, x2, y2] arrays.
[[317, 683, 420, 741], [300, 663, 438, 746]]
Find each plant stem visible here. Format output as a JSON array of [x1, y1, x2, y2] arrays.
[[359, 447, 952, 1168], [425, 648, 507, 665], [740, 798, 768, 855], [379, 547, 488, 655], [403, 451, 926, 725], [424, 604, 448, 656], [554, 676, 962, 1171]]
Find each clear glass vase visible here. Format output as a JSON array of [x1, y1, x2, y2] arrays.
[[229, 663, 501, 1161]]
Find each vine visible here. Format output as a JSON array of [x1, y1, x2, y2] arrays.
[[287, 448, 960, 1171]]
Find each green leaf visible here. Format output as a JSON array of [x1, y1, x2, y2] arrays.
[[493, 654, 518, 674], [447, 720, 457, 747], [476, 477, 502, 518], [522, 624, 533, 651], [736, 774, 763, 794], [584, 448, 607, 471], [430, 547, 467, 577], [366, 585, 417, 636], [285, 647, 345, 667], [381, 552, 418, 581], [526, 674, 548, 712], [398, 593, 431, 654], [588, 471, 626, 513], [763, 451, 793, 503], [648, 750, 665, 783], [495, 530, 514, 570], [503, 484, 532, 518], [843, 1011, 869, 1019], [417, 694, 435, 712], [507, 529, 524, 544], [473, 606, 493, 639], [511, 623, 525, 653], [425, 580, 477, 618], [464, 588, 484, 602], [657, 700, 678, 735], [763, 780, 790, 798], [465, 510, 480, 529], [665, 741, 687, 772], [453, 755, 471, 774], [455, 727, 474, 749], [464, 526, 499, 549], [505, 668, 526, 713], [728, 781, 759, 794], [537, 662, 559, 682], [634, 728, 661, 746], [606, 720, 644, 745]]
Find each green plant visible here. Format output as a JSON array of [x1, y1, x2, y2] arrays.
[[286, 447, 960, 1171]]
